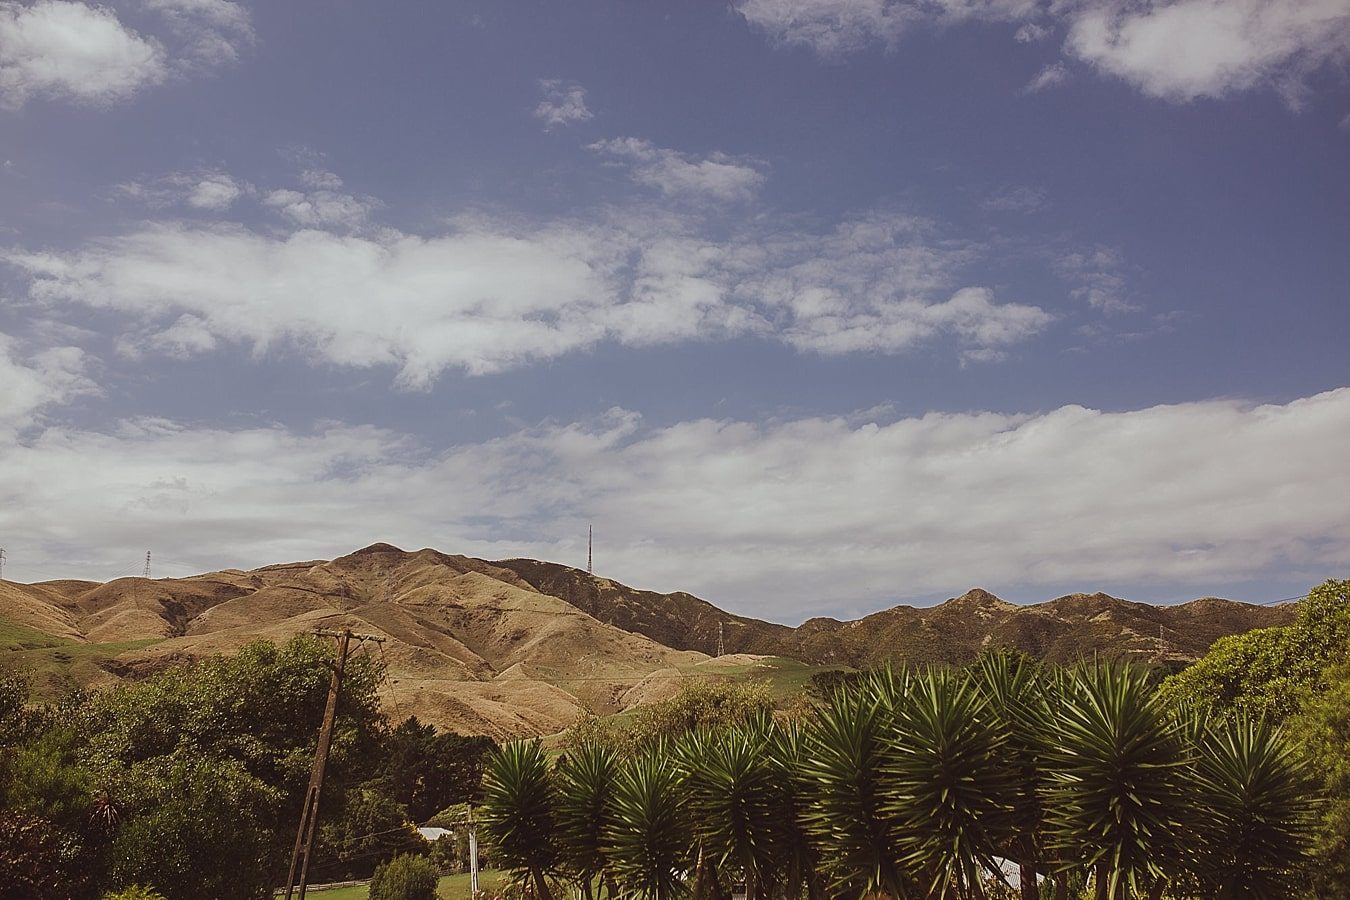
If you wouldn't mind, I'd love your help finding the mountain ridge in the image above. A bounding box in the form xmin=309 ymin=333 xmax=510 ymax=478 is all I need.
xmin=0 ymin=543 xmax=1297 ymax=736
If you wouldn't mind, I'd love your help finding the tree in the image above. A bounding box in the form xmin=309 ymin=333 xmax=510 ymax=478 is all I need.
xmin=797 ymin=675 xmax=911 ymax=898
xmin=104 ymin=753 xmax=280 ymax=900
xmin=370 ymin=852 xmax=439 ymax=900
xmin=1290 ymin=657 xmax=1350 ymax=898
xmin=1189 ymin=716 xmax=1315 ymax=898
xmin=568 ymin=681 xmax=775 ymax=755
xmin=972 ymin=650 xmax=1052 ymax=900
xmin=679 ymin=722 xmax=785 ymax=899
xmin=1041 ymin=662 xmax=1188 ymax=900
xmin=480 ymin=740 xmax=560 ymax=900
xmin=554 ymin=742 xmax=618 ymax=899
xmin=314 ymin=784 xmax=427 ymax=882
xmin=0 ymin=811 xmax=66 ymax=900
xmin=604 ymin=750 xmax=692 ymax=900
xmin=377 ymin=716 xmax=496 ymax=822
xmin=885 ymin=668 xmax=1013 ymax=899
xmin=1161 ymin=579 xmax=1350 ymax=721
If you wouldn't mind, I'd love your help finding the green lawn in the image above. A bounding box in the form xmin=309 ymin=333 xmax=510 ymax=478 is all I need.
xmin=0 ymin=616 xmax=163 ymax=697
xmin=304 ymin=869 xmax=507 ymax=900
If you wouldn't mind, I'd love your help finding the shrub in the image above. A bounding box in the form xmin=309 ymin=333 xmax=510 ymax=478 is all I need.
xmin=102 ymin=888 xmax=169 ymax=900
xmin=370 ymin=852 xmax=439 ymax=900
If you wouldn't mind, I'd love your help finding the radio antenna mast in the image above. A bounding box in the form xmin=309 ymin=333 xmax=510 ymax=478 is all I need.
xmin=716 ymin=621 xmax=725 ymax=657
xmin=587 ymin=526 xmax=593 ymax=575
xmin=0 ymin=547 xmax=6 ymax=581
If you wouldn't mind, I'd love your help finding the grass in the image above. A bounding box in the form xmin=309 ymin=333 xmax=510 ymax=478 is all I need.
xmin=0 ymin=616 xmax=163 ymax=697
xmin=306 ymin=869 xmax=507 ymax=899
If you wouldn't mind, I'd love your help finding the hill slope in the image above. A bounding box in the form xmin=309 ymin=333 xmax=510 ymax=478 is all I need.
xmin=495 ymin=561 xmax=1293 ymax=667
xmin=1 ymin=544 xmax=1297 ymax=736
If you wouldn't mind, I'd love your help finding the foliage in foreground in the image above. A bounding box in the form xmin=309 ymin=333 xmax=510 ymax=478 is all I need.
xmin=370 ymin=852 xmax=440 ymax=900
xmin=1163 ymin=578 xmax=1350 ymax=897
xmin=0 ymin=637 xmax=497 ymax=899
xmin=484 ymin=655 xmax=1323 ymax=900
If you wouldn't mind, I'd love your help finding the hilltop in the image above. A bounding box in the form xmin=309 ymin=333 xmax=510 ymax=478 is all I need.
xmin=0 ymin=543 xmax=1295 ymax=736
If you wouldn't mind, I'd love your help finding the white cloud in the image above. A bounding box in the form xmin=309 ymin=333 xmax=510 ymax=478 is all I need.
xmin=0 ymin=0 xmax=166 ymax=108
xmin=142 ymin=0 xmax=254 ymax=71
xmin=0 ymin=0 xmax=251 ymax=109
xmin=1056 ymin=246 xmax=1138 ymax=314
xmin=533 ymin=78 xmax=592 ymax=129
xmin=590 ymin=138 xmax=767 ymax=203
xmin=0 ymin=332 xmax=96 ymax=432
xmin=116 ymin=168 xmax=251 ymax=211
xmin=3 ymin=207 xmax=1053 ymax=383
xmin=262 ymin=175 xmax=375 ymax=230
xmin=1022 ymin=61 xmax=1070 ymax=93
xmin=736 ymin=0 xmax=1350 ymax=106
xmin=2 ymin=388 xmax=1347 ymax=618
xmin=1065 ymin=0 xmax=1350 ymax=106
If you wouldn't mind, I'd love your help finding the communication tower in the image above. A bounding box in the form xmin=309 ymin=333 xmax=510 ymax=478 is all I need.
xmin=143 ymin=551 xmax=152 ymax=579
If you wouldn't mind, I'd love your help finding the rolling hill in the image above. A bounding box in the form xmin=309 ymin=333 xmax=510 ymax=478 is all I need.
xmin=1 ymin=543 xmax=1296 ymax=736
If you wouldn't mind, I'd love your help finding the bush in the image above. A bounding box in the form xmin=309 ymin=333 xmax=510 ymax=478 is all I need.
xmin=0 ymin=811 xmax=65 ymax=900
xmin=102 ymin=888 xmax=168 ymax=900
xmin=369 ymin=852 xmax=439 ymax=900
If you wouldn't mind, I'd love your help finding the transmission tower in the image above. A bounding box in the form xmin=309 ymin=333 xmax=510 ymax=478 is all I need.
xmin=142 ymin=551 xmax=151 ymax=578
xmin=587 ymin=525 xmax=593 ymax=575
xmin=0 ymin=547 xmax=6 ymax=581
xmin=716 ymin=621 xmax=725 ymax=657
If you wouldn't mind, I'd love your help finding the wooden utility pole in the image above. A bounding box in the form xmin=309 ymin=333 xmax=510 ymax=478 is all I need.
xmin=283 ymin=628 xmax=385 ymax=900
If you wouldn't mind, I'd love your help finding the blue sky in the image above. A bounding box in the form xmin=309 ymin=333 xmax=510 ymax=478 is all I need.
xmin=1 ymin=0 xmax=1348 ymax=622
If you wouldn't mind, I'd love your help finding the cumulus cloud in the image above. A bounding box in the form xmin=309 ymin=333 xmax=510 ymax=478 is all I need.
xmin=736 ymin=0 xmax=1350 ymax=106
xmin=3 ymin=208 xmax=1052 ymax=384
xmin=116 ymin=168 xmax=252 ymax=211
xmin=533 ymin=78 xmax=593 ymax=129
xmin=261 ymin=169 xmax=376 ymax=230
xmin=0 ymin=0 xmax=166 ymax=108
xmin=1065 ymin=0 xmax=1350 ymax=106
xmin=0 ymin=332 xmax=96 ymax=432
xmin=0 ymin=0 xmax=251 ymax=109
xmin=2 ymin=388 xmax=1348 ymax=618
xmin=590 ymin=138 xmax=767 ymax=203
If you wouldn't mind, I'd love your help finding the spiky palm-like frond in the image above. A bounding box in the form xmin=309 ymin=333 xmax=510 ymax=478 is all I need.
xmin=556 ymin=743 xmax=619 ymax=898
xmin=972 ymin=651 xmax=1052 ymax=897
xmin=798 ymin=687 xmax=914 ymax=899
xmin=680 ymin=725 xmax=786 ymax=898
xmin=1190 ymin=715 xmax=1316 ymax=899
xmin=1041 ymin=662 xmax=1188 ymax=899
xmin=884 ymin=668 xmax=1014 ymax=899
xmin=604 ymin=750 xmax=692 ymax=900
xmin=479 ymin=740 xmax=560 ymax=900
xmin=767 ymin=720 xmax=824 ymax=900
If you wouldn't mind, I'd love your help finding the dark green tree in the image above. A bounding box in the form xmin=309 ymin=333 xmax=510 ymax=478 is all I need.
xmin=376 ymin=716 xmax=496 ymax=822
